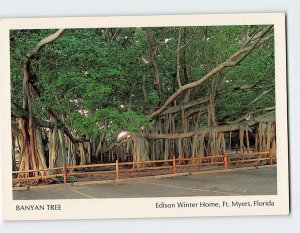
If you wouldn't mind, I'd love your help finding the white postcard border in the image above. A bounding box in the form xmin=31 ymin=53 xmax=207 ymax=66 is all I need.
xmin=0 ymin=13 xmax=288 ymax=220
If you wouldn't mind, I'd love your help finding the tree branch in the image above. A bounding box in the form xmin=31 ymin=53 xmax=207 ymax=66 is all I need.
xmin=20 ymin=29 xmax=89 ymax=144
xmin=179 ymin=28 xmax=197 ymax=50
xmin=25 ymin=29 xmax=65 ymax=60
xmin=11 ymin=103 xmax=88 ymax=144
xmin=245 ymin=86 xmax=274 ymax=109
xmin=224 ymin=107 xmax=275 ymax=124
xmin=145 ymin=111 xmax=275 ymax=139
xmin=176 ymin=28 xmax=182 ymax=87
xmin=148 ymin=25 xmax=273 ymax=119
xmin=159 ymin=96 xmax=209 ymax=116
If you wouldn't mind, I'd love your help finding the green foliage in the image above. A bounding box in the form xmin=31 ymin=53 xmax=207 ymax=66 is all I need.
xmin=10 ymin=25 xmax=275 ymax=139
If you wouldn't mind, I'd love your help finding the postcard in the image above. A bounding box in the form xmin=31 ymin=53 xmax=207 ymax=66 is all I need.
xmin=0 ymin=13 xmax=288 ymax=220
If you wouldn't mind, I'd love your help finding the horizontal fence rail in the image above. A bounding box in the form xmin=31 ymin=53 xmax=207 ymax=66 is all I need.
xmin=12 ymin=150 xmax=276 ymax=184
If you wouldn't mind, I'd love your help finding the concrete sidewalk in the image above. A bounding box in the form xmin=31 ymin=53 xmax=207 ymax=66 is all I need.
xmin=13 ymin=166 xmax=277 ymax=200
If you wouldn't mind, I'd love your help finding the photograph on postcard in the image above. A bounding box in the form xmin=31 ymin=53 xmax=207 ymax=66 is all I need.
xmin=10 ymin=24 xmax=277 ymax=199
xmin=0 ymin=13 xmax=288 ymax=219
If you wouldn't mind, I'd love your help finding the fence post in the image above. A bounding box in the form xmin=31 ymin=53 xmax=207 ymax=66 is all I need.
xmin=63 ymin=163 xmax=67 ymax=183
xmin=224 ymin=154 xmax=228 ymax=170
xmin=116 ymin=160 xmax=119 ymax=180
xmin=269 ymin=149 xmax=273 ymax=165
xmin=172 ymin=156 xmax=176 ymax=174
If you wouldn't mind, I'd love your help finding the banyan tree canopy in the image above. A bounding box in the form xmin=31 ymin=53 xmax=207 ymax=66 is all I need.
xmin=10 ymin=25 xmax=276 ymax=175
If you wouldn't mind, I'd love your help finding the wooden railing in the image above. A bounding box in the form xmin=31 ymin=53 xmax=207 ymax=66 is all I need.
xmin=12 ymin=150 xmax=275 ymax=184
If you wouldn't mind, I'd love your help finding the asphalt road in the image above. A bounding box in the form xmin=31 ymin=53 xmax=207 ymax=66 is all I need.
xmin=13 ymin=166 xmax=277 ymax=200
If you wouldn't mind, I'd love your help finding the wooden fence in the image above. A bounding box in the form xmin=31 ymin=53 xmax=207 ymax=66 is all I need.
xmin=12 ymin=150 xmax=275 ymax=184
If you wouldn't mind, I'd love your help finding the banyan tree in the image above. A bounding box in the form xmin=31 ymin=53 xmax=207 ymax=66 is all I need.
xmin=10 ymin=25 xmax=276 ymax=178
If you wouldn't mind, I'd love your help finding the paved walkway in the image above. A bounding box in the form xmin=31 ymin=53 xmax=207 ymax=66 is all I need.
xmin=13 ymin=166 xmax=277 ymax=200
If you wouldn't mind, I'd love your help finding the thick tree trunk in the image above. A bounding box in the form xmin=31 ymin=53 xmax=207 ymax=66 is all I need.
xmin=57 ymin=127 xmax=68 ymax=166
xmin=35 ymin=128 xmax=48 ymax=175
xmin=132 ymin=136 xmax=150 ymax=167
xmin=79 ymin=142 xmax=86 ymax=165
xmin=49 ymin=117 xmax=59 ymax=168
